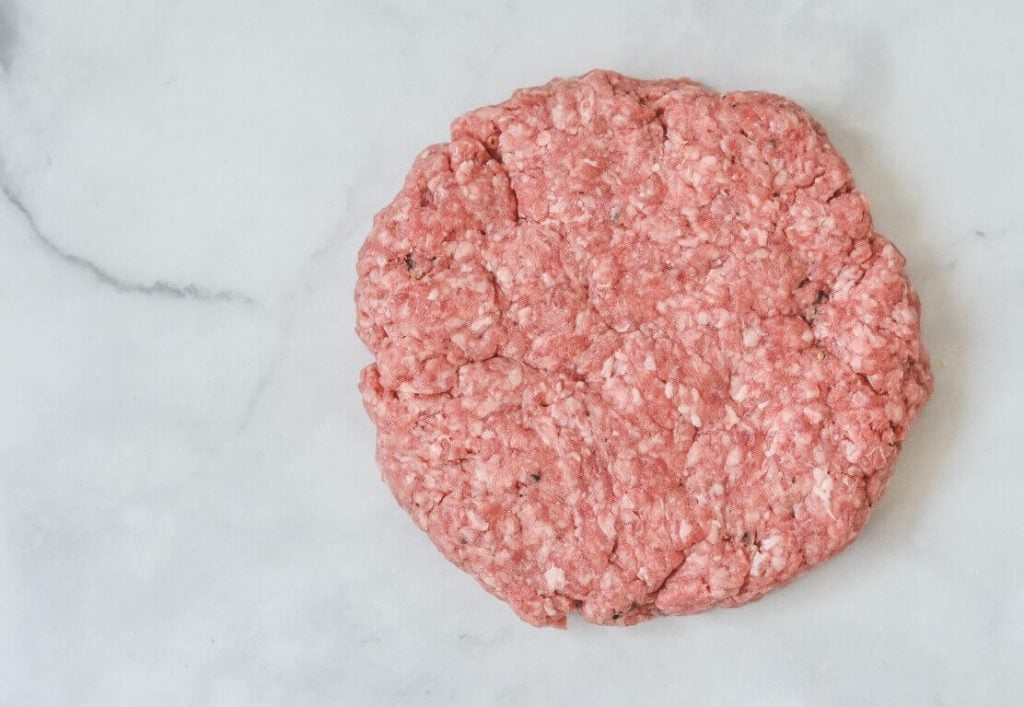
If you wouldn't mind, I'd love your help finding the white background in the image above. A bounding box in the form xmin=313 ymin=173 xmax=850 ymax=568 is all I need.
xmin=2 ymin=1 xmax=1022 ymax=705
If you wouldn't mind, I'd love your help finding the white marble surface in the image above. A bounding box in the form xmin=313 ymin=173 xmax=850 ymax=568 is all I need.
xmin=2 ymin=1 xmax=1022 ymax=704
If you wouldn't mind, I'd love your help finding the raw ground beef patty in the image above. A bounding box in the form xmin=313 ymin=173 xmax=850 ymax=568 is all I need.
xmin=356 ymin=70 xmax=932 ymax=627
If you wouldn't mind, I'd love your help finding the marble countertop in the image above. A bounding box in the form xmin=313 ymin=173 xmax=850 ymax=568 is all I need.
xmin=3 ymin=2 xmax=1022 ymax=705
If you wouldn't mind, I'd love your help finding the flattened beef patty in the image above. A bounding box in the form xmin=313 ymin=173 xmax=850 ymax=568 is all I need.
xmin=356 ymin=70 xmax=932 ymax=627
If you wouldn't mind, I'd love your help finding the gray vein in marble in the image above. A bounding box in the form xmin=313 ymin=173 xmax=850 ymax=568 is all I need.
xmin=1 ymin=180 xmax=257 ymax=305
xmin=0 ymin=2 xmax=15 ymax=74
xmin=234 ymin=177 xmax=366 ymax=431
xmin=236 ymin=352 xmax=281 ymax=433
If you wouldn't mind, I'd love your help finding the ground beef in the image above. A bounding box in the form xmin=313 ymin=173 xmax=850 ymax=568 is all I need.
xmin=355 ymin=70 xmax=933 ymax=627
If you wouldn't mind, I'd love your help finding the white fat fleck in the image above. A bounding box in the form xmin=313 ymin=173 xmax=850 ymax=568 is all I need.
xmin=620 ymin=495 xmax=635 ymax=510
xmin=886 ymin=402 xmax=905 ymax=423
xmin=469 ymin=316 xmax=495 ymax=333
xmin=690 ymin=412 xmax=702 ymax=428
xmin=760 ymin=535 xmax=780 ymax=551
xmin=813 ymin=467 xmax=835 ymax=518
xmin=742 ymin=329 xmax=761 ymax=347
xmin=644 ymin=355 xmax=657 ymax=371
xmin=540 ymin=272 xmax=555 ymax=287
xmin=678 ymin=520 xmax=693 ymax=543
xmin=750 ymin=552 xmax=766 ymax=577
xmin=508 ymin=367 xmax=523 ymax=386
xmin=732 ymin=383 xmax=749 ymax=403
xmin=685 ymin=443 xmax=701 ymax=465
xmin=467 ymin=511 xmax=489 ymax=531
xmin=637 ymin=567 xmax=651 ymax=584
xmin=726 ymin=447 xmax=742 ymax=466
xmin=664 ymin=381 xmax=675 ymax=398
xmin=725 ymin=405 xmax=740 ymax=429
xmin=471 ymin=459 xmax=487 ymax=481
xmin=544 ymin=566 xmax=567 ymax=591
xmin=613 ymin=387 xmax=631 ymax=407
xmin=426 ymin=289 xmax=439 ymax=301
xmin=582 ymin=158 xmax=599 ymax=167
xmin=697 ymin=311 xmax=711 ymax=325
xmin=598 ymin=514 xmax=616 ymax=539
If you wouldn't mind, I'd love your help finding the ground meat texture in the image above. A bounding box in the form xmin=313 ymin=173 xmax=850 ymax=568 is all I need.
xmin=355 ymin=70 xmax=933 ymax=628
